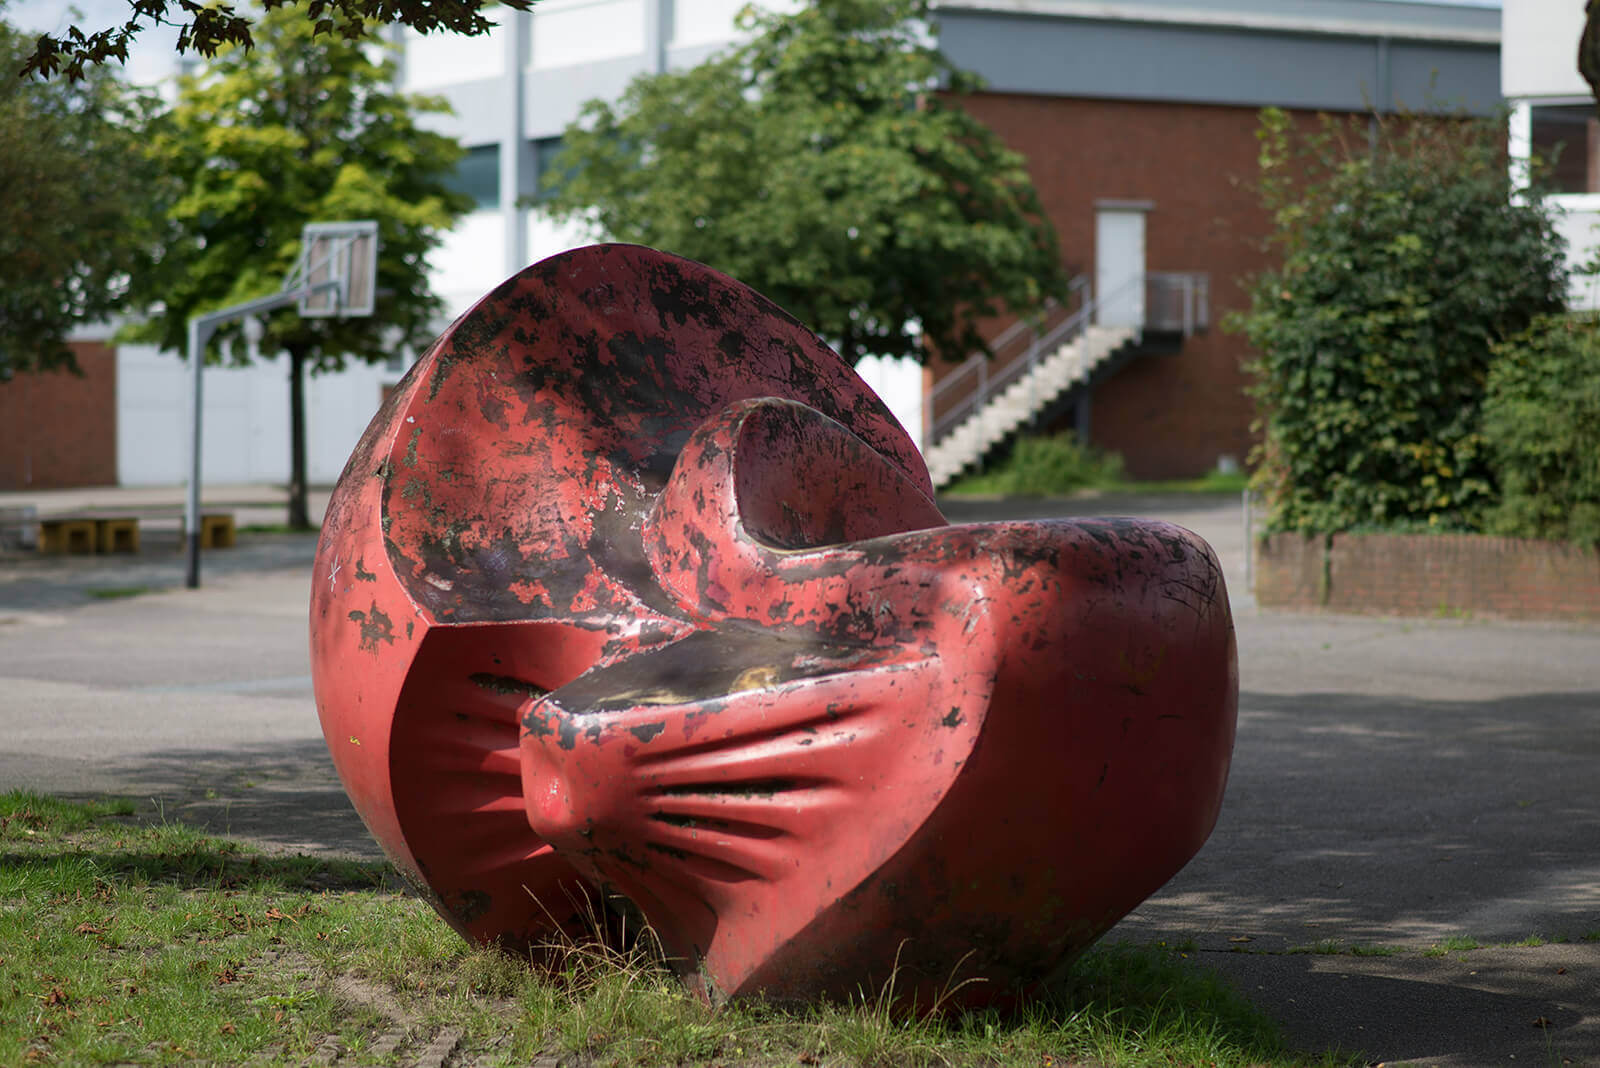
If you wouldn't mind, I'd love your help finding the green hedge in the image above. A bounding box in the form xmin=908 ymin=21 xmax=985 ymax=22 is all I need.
xmin=1483 ymin=314 xmax=1600 ymax=546
xmin=1232 ymin=108 xmax=1568 ymax=535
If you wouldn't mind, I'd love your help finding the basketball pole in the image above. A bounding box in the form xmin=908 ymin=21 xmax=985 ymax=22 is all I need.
xmin=182 ymin=281 xmax=341 ymax=589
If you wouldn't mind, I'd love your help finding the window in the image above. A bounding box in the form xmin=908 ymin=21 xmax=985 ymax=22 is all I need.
xmin=445 ymin=144 xmax=502 ymax=212
xmin=530 ymin=137 xmax=572 ymax=203
xmin=1531 ymin=104 xmax=1600 ymax=194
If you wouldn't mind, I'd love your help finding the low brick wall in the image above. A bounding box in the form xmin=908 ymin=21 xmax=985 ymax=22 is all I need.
xmin=1254 ymin=531 xmax=1600 ymax=622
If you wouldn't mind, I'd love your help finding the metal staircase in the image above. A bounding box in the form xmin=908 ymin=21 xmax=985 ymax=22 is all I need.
xmin=924 ymin=272 xmax=1208 ymax=488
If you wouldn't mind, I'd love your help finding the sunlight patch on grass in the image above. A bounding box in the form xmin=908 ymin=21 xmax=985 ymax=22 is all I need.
xmin=0 ymin=791 xmax=1353 ymax=1067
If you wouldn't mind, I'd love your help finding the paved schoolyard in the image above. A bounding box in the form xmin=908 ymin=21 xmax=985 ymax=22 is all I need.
xmin=2 ymin=488 xmax=1597 ymax=1065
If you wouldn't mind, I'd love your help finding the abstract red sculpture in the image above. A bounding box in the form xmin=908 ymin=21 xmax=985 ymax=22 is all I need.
xmin=310 ymin=244 xmax=1236 ymax=1008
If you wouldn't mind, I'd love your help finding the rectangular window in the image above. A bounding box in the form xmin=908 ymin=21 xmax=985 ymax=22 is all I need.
xmin=530 ymin=137 xmax=571 ymax=203
xmin=1531 ymin=104 xmax=1600 ymax=194
xmin=445 ymin=143 xmax=502 ymax=212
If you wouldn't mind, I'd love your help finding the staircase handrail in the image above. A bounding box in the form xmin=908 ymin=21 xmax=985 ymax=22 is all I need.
xmin=1144 ymin=271 xmax=1210 ymax=334
xmin=925 ymin=271 xmax=1209 ymax=449
xmin=926 ymin=276 xmax=1091 ymax=445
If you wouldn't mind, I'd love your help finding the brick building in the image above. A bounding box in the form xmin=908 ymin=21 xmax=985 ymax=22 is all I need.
xmin=0 ymin=341 xmax=118 ymax=490
xmin=929 ymin=0 xmax=1500 ymax=479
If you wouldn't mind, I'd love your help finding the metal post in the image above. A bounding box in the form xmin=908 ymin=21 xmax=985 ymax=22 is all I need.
xmin=1242 ymin=488 xmax=1254 ymax=592
xmin=502 ymin=8 xmax=528 ymax=277
xmin=184 ymin=317 xmax=208 ymax=589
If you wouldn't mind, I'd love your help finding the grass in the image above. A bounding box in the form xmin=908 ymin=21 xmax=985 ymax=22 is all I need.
xmin=1422 ymin=936 xmax=1483 ymax=958
xmin=943 ymin=433 xmax=1249 ymax=497
xmin=236 ymin=523 xmax=320 ymax=535
xmin=1286 ymin=941 xmax=1403 ymax=958
xmin=1102 ymin=470 xmax=1252 ymax=495
xmin=0 ymin=791 xmax=1357 ymax=1067
xmin=86 ymin=586 xmax=151 ymax=600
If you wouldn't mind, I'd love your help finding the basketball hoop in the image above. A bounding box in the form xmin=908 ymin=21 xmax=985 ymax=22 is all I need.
xmin=286 ymin=220 xmax=379 ymax=318
xmin=183 ymin=219 xmax=380 ymax=588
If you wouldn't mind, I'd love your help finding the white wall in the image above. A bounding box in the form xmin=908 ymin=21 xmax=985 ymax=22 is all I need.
xmin=527 ymin=210 xmax=597 ymax=268
xmin=1502 ymin=0 xmax=1588 ymax=100
xmin=403 ymin=17 xmax=507 ymax=89
xmin=116 ymin=344 xmax=397 ymax=487
xmin=1548 ymin=194 xmax=1600 ymax=311
xmin=671 ymin=0 xmax=804 ymax=51
xmin=853 ymin=355 xmax=926 ymax=453
xmin=531 ymin=0 xmax=647 ymax=69
xmin=434 ymin=211 xmax=513 ymax=318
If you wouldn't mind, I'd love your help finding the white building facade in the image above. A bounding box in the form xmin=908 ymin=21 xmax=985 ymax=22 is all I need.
xmin=112 ymin=0 xmax=933 ymax=487
xmin=1504 ymin=0 xmax=1600 ymax=310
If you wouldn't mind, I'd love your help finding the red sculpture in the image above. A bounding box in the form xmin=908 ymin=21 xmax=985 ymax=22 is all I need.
xmin=310 ymin=244 xmax=1236 ymax=1008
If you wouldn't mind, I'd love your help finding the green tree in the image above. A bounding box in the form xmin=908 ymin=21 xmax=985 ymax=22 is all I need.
xmin=1232 ymin=108 xmax=1568 ymax=534
xmin=1482 ymin=314 xmax=1600 ymax=546
xmin=538 ymin=0 xmax=1066 ymax=366
xmin=126 ymin=4 xmax=470 ymax=530
xmin=0 ymin=16 xmax=169 ymax=378
xmin=21 ymin=0 xmax=533 ymax=82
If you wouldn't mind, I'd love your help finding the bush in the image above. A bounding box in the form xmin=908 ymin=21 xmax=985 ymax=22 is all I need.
xmin=1232 ymin=108 xmax=1568 ymax=534
xmin=946 ymin=434 xmax=1123 ymax=496
xmin=1482 ymin=314 xmax=1600 ymax=546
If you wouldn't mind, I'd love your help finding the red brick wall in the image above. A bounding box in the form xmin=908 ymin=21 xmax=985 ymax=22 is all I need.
xmin=1255 ymin=532 xmax=1600 ymax=622
xmin=0 ymin=342 xmax=118 ymax=490
xmin=948 ymin=93 xmax=1305 ymax=479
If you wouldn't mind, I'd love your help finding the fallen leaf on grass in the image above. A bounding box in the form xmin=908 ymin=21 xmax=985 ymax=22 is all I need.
xmin=220 ymin=1022 xmax=236 ymax=1035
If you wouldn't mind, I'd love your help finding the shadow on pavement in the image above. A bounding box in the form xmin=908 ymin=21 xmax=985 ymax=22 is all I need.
xmin=74 ymin=738 xmax=382 ymax=861
xmin=1122 ymin=689 xmax=1600 ymax=949
xmin=1189 ymin=946 xmax=1599 ymax=1066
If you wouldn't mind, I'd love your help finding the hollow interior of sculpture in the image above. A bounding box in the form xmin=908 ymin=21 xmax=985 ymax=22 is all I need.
xmin=730 ymin=399 xmax=945 ymax=551
xmin=387 ymin=620 xmax=617 ymax=945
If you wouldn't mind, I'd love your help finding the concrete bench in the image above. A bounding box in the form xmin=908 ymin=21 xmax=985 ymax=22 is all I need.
xmin=197 ymin=513 xmax=236 ymax=549
xmin=38 ymin=515 xmax=141 ymax=554
xmin=38 ymin=517 xmax=100 ymax=554
xmin=33 ymin=511 xmax=237 ymax=554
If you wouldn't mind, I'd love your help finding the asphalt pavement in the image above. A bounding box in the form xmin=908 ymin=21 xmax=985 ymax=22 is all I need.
xmin=1 ymin=485 xmax=1597 ymax=1066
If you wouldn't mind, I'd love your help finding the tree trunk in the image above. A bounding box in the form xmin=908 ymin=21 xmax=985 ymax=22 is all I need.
xmin=288 ymin=344 xmax=311 ymax=531
xmin=1583 ymin=1 xmax=1600 ymax=115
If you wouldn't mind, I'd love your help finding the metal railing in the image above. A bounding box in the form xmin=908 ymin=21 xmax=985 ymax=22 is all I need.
xmin=1145 ymin=272 xmax=1210 ymax=334
xmin=926 ymin=276 xmax=1090 ymax=446
xmin=924 ymin=271 xmax=1209 ymax=449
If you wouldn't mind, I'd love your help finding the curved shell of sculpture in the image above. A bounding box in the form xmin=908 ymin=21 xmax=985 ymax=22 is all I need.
xmin=310 ymin=244 xmax=1237 ymax=1008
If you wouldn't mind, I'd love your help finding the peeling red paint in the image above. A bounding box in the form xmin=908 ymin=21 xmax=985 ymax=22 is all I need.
xmin=310 ymin=244 xmax=1237 ymax=1008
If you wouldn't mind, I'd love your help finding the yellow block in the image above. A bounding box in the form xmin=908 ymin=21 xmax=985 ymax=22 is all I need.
xmin=94 ymin=518 xmax=140 ymax=554
xmin=200 ymin=513 xmax=236 ymax=549
xmin=38 ymin=518 xmax=97 ymax=554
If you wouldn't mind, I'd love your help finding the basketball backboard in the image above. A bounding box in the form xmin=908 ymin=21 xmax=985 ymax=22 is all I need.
xmin=292 ymin=220 xmax=378 ymax=318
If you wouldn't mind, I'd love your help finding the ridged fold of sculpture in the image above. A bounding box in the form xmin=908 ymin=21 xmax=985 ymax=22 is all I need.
xmin=310 ymin=244 xmax=1237 ymax=1008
